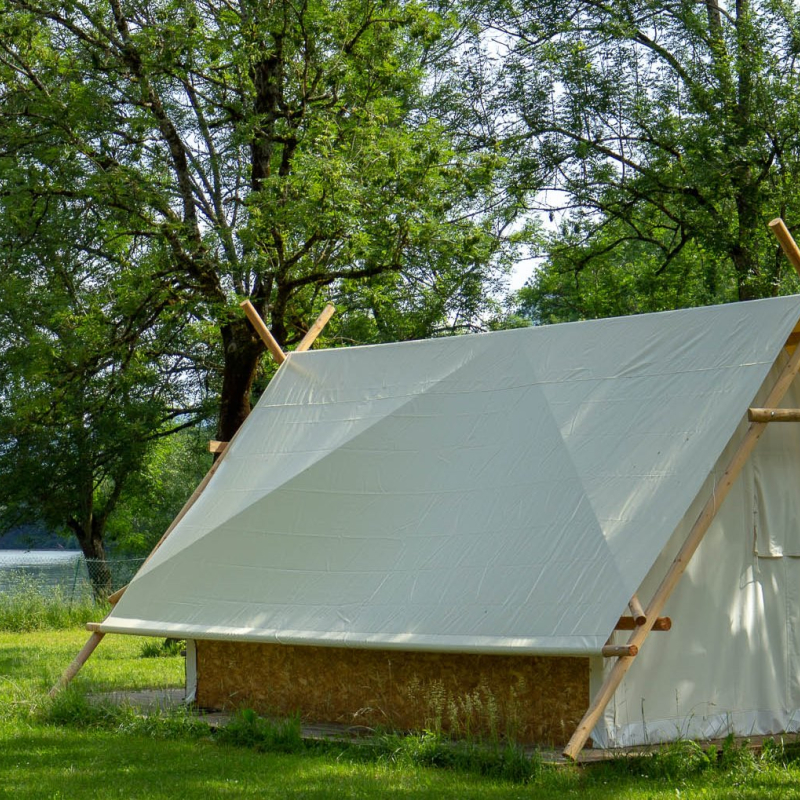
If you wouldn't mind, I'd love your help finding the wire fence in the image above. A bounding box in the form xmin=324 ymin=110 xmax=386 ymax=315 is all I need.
xmin=0 ymin=551 xmax=145 ymax=602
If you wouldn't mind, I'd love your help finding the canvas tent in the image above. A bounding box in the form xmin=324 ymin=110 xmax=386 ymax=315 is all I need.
xmin=84 ymin=289 xmax=800 ymax=755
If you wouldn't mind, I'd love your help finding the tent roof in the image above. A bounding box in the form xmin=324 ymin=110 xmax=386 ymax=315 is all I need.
xmin=104 ymin=297 xmax=800 ymax=654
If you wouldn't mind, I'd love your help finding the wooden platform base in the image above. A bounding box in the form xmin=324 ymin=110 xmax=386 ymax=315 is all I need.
xmin=195 ymin=640 xmax=589 ymax=747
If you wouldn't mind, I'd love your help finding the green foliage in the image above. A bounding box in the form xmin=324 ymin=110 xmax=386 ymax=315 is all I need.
xmin=0 ymin=0 xmax=518 ymax=563
xmin=42 ymin=685 xmax=210 ymax=739
xmin=474 ymin=0 xmax=800 ymax=313
xmin=374 ymin=730 xmax=542 ymax=784
xmin=108 ymin=427 xmax=211 ymax=555
xmin=42 ymin=686 xmax=125 ymax=730
xmin=5 ymin=631 xmax=800 ymax=798
xmin=518 ymin=220 xmax=743 ymax=324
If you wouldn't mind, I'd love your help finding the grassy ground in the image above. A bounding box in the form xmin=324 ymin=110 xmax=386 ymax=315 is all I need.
xmin=2 ymin=627 xmax=800 ymax=798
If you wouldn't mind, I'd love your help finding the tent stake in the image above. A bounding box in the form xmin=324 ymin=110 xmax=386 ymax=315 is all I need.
xmin=563 ymin=330 xmax=800 ymax=759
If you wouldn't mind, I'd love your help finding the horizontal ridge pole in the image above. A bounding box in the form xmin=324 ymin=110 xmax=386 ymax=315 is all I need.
xmin=748 ymin=408 xmax=800 ymax=422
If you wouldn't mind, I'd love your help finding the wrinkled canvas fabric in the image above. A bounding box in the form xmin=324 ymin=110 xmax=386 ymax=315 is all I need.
xmin=106 ymin=297 xmax=800 ymax=658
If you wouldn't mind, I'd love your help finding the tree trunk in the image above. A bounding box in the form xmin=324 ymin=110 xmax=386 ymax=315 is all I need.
xmin=217 ymin=318 xmax=265 ymax=443
xmin=69 ymin=519 xmax=113 ymax=601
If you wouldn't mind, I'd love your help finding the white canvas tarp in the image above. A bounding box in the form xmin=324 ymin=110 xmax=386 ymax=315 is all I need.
xmin=103 ymin=297 xmax=800 ymax=656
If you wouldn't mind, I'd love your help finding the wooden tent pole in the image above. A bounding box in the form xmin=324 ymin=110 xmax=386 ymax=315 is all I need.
xmin=769 ymin=218 xmax=800 ymax=273
xmin=296 ymin=303 xmax=336 ymax=352
xmin=563 ymin=326 xmax=800 ymax=759
xmin=49 ymin=632 xmax=105 ymax=698
xmin=564 ymin=216 xmax=800 ymax=759
xmin=52 ymin=300 xmax=336 ymax=694
xmin=240 ymin=300 xmax=286 ymax=364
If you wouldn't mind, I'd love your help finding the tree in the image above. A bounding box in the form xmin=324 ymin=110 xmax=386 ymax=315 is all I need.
xmin=0 ymin=0 xmax=517 ymax=581
xmin=0 ymin=220 xmax=209 ymax=595
xmin=0 ymin=0 xmax=514 ymax=443
xmin=474 ymin=0 xmax=800 ymax=312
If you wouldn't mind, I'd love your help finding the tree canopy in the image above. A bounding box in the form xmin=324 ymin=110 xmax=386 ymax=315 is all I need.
xmin=472 ymin=0 xmax=800 ymax=320
xmin=0 ymin=0 xmax=518 ymax=573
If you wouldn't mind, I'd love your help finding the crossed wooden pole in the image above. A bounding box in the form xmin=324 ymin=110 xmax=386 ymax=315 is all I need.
xmin=562 ymin=218 xmax=800 ymax=758
xmin=49 ymin=301 xmax=335 ymax=697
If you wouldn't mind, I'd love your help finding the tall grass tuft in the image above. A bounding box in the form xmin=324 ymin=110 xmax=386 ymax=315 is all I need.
xmin=216 ymin=708 xmax=305 ymax=753
xmin=0 ymin=576 xmax=106 ymax=632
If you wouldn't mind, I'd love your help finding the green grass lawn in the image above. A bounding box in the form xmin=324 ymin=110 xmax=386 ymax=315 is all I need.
xmin=2 ymin=628 xmax=800 ymax=799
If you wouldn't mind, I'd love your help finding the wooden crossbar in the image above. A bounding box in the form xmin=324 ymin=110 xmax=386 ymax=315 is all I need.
xmin=601 ymin=645 xmax=639 ymax=658
xmin=615 ymin=616 xmax=671 ymax=631
xmin=628 ymin=594 xmax=647 ymax=626
xmin=748 ymin=408 xmax=800 ymax=422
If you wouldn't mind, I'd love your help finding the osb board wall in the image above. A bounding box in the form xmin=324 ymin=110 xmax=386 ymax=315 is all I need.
xmin=195 ymin=640 xmax=589 ymax=746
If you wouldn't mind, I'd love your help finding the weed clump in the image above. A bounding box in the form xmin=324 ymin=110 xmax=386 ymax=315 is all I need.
xmin=216 ymin=708 xmax=304 ymax=753
xmin=139 ymin=638 xmax=184 ymax=658
xmin=41 ymin=686 xmax=209 ymax=739
xmin=374 ymin=730 xmax=542 ymax=783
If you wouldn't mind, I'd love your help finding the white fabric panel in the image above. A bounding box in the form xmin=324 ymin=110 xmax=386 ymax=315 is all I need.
xmin=597 ymin=356 xmax=800 ymax=747
xmin=105 ymin=297 xmax=800 ymax=654
xmin=753 ymin=383 xmax=800 ymax=556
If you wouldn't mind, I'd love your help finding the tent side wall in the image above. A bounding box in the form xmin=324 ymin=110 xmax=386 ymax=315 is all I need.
xmin=193 ymin=640 xmax=589 ymax=746
xmin=597 ymin=356 xmax=800 ymax=748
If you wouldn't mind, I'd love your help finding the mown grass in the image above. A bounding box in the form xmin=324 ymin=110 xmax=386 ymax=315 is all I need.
xmin=2 ymin=603 xmax=800 ymax=798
